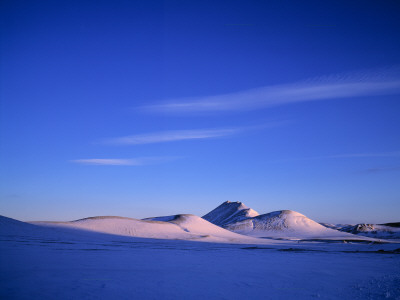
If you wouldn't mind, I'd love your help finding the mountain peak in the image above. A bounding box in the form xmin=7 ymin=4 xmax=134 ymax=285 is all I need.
xmin=202 ymin=201 xmax=259 ymax=226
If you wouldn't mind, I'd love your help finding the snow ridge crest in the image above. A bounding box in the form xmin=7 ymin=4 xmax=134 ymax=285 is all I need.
xmin=202 ymin=201 xmax=259 ymax=226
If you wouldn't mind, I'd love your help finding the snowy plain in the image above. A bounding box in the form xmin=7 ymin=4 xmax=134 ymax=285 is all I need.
xmin=1 ymin=213 xmax=400 ymax=300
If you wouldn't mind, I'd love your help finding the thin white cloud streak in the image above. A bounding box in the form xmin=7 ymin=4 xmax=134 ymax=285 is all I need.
xmin=362 ymin=166 xmax=400 ymax=173
xmin=71 ymin=159 xmax=142 ymax=166
xmin=71 ymin=157 xmax=178 ymax=166
xmin=270 ymin=151 xmax=400 ymax=163
xmin=106 ymin=128 xmax=241 ymax=145
xmin=140 ymin=70 xmax=400 ymax=114
xmin=104 ymin=122 xmax=286 ymax=145
xmin=324 ymin=151 xmax=400 ymax=159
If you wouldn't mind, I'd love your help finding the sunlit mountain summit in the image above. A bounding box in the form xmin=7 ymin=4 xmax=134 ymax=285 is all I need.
xmin=203 ymin=201 xmax=364 ymax=240
xmin=202 ymin=201 xmax=259 ymax=227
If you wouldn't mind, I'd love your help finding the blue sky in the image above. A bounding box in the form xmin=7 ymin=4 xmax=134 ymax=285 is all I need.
xmin=1 ymin=0 xmax=400 ymax=223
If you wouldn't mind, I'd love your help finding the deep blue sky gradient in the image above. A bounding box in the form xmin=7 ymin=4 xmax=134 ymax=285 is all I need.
xmin=1 ymin=0 xmax=400 ymax=223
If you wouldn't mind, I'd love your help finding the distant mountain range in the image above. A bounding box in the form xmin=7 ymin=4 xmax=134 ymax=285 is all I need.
xmin=320 ymin=222 xmax=400 ymax=240
xmin=2 ymin=201 xmax=397 ymax=243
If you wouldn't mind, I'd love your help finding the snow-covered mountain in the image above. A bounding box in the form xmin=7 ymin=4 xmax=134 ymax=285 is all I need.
xmin=320 ymin=222 xmax=400 ymax=240
xmin=203 ymin=202 xmax=373 ymax=240
xmin=202 ymin=201 xmax=259 ymax=226
xmin=225 ymin=210 xmax=362 ymax=239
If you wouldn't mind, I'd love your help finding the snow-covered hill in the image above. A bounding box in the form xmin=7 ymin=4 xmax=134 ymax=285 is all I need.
xmin=2 ymin=204 xmax=389 ymax=244
xmin=203 ymin=202 xmax=378 ymax=241
xmin=35 ymin=216 xmax=196 ymax=240
xmin=225 ymin=210 xmax=362 ymax=239
xmin=0 ymin=215 xmax=42 ymax=235
xmin=143 ymin=214 xmax=264 ymax=243
xmin=321 ymin=223 xmax=400 ymax=240
xmin=34 ymin=214 xmax=265 ymax=244
xmin=202 ymin=201 xmax=259 ymax=226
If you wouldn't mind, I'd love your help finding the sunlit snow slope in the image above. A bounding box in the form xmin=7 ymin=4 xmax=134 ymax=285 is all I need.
xmin=35 ymin=216 xmax=195 ymax=239
xmin=202 ymin=201 xmax=259 ymax=226
xmin=226 ymin=210 xmax=364 ymax=239
xmin=34 ymin=215 xmax=265 ymax=243
xmin=203 ymin=202 xmax=379 ymax=240
xmin=143 ymin=214 xmax=264 ymax=243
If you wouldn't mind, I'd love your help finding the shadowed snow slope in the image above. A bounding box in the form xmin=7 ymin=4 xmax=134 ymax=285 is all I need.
xmin=0 ymin=215 xmax=42 ymax=235
xmin=202 ymin=201 xmax=259 ymax=226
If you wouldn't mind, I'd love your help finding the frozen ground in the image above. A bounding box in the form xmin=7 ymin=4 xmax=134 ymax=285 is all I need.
xmin=1 ymin=216 xmax=400 ymax=299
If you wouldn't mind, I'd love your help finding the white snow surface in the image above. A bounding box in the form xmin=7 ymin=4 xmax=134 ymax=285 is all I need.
xmin=31 ymin=203 xmax=385 ymax=243
xmin=225 ymin=209 xmax=363 ymax=239
xmin=34 ymin=214 xmax=267 ymax=244
xmin=202 ymin=201 xmax=260 ymax=226
xmin=202 ymin=202 xmax=381 ymax=241
xmin=1 ymin=214 xmax=400 ymax=300
xmin=146 ymin=214 xmax=264 ymax=242
xmin=37 ymin=216 xmax=195 ymax=239
xmin=321 ymin=223 xmax=400 ymax=240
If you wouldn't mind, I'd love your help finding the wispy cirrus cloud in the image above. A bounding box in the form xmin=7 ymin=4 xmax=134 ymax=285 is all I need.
xmin=140 ymin=68 xmax=400 ymax=114
xmin=107 ymin=128 xmax=238 ymax=145
xmin=361 ymin=166 xmax=400 ymax=173
xmin=323 ymin=151 xmax=400 ymax=159
xmin=103 ymin=126 xmax=251 ymax=145
xmin=269 ymin=151 xmax=400 ymax=163
xmin=103 ymin=123 xmax=285 ymax=145
xmin=71 ymin=157 xmax=177 ymax=166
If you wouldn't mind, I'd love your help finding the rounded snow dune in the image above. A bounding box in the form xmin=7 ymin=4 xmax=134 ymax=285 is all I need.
xmin=170 ymin=214 xmax=259 ymax=239
xmin=225 ymin=210 xmax=378 ymax=241
xmin=36 ymin=215 xmax=265 ymax=243
xmin=145 ymin=214 xmax=268 ymax=243
xmin=35 ymin=216 xmax=197 ymax=240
